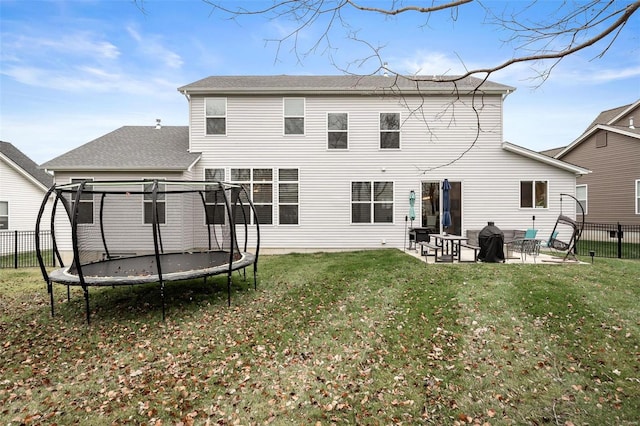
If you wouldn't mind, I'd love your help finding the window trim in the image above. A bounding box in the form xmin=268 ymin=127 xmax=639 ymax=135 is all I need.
xmin=351 ymin=180 xmax=395 ymax=224
xmin=205 ymin=97 xmax=227 ymax=136
xmin=576 ymin=184 xmax=588 ymax=215
xmin=283 ymin=97 xmax=305 ymax=136
xmin=0 ymin=201 xmax=8 ymax=230
xmin=519 ymin=180 xmax=548 ymax=209
xmin=327 ymin=112 xmax=349 ymax=150
xmin=379 ymin=112 xmax=401 ymax=150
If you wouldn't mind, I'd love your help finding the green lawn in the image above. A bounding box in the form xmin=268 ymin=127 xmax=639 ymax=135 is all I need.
xmin=1 ymin=250 xmax=639 ymax=425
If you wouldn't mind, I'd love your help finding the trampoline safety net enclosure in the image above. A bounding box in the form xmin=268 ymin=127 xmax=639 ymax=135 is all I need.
xmin=36 ymin=179 xmax=260 ymax=323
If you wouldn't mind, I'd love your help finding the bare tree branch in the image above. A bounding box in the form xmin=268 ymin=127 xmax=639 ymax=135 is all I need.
xmin=196 ymin=0 xmax=639 ymax=170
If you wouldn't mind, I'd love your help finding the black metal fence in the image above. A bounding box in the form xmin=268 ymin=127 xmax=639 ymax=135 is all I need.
xmin=576 ymin=222 xmax=640 ymax=259
xmin=0 ymin=230 xmax=55 ymax=269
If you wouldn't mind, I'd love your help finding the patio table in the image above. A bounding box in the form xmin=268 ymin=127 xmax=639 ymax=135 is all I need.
xmin=430 ymin=233 xmax=469 ymax=263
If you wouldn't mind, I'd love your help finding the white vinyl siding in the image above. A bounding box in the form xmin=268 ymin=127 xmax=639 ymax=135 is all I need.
xmin=186 ymin=93 xmax=580 ymax=250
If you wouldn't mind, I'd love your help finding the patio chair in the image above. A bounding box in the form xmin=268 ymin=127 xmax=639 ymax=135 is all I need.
xmin=507 ymin=228 xmax=540 ymax=262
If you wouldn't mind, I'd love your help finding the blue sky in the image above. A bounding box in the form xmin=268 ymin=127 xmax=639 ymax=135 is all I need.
xmin=1 ymin=0 xmax=639 ymax=164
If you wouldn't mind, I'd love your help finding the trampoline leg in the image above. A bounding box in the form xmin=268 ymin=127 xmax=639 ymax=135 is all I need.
xmin=83 ymin=288 xmax=90 ymax=325
xmin=67 ymin=285 xmax=70 ymax=302
xmin=227 ymin=273 xmax=232 ymax=307
xmin=161 ymin=283 xmax=166 ymax=321
xmin=253 ymin=265 xmax=258 ymax=290
xmin=49 ymin=280 xmax=55 ymax=317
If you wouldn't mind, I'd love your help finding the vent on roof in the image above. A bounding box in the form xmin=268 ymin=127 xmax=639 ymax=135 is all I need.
xmin=630 ymin=117 xmax=635 ymax=129
xmin=155 ymin=119 xmax=162 ymax=129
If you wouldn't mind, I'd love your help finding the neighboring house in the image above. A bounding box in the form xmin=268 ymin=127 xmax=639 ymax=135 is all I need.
xmin=0 ymin=141 xmax=53 ymax=231
xmin=41 ymin=75 xmax=589 ymax=255
xmin=547 ymin=99 xmax=640 ymax=225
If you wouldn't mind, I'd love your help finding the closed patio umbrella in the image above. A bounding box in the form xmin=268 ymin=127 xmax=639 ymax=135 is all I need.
xmin=409 ymin=190 xmax=416 ymax=226
xmin=441 ymin=179 xmax=451 ymax=231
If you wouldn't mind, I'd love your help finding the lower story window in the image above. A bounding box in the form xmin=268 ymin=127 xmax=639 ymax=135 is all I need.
xmin=279 ymin=169 xmax=299 ymax=225
xmin=636 ymin=180 xmax=640 ymax=214
xmin=205 ymin=168 xmax=226 ymax=224
xmin=576 ymin=184 xmax=587 ymax=215
xmin=71 ymin=179 xmax=94 ymax=224
xmin=520 ymin=180 xmax=547 ymax=209
xmin=0 ymin=201 xmax=8 ymax=229
xmin=231 ymin=168 xmax=273 ymax=225
xmin=352 ymin=181 xmax=394 ymax=223
xmin=143 ymin=181 xmax=166 ymax=224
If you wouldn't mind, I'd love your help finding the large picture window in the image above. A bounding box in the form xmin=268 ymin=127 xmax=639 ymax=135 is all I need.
xmin=205 ymin=98 xmax=226 ymax=135
xmin=380 ymin=113 xmax=400 ymax=149
xmin=71 ymin=179 xmax=94 ymax=224
xmin=284 ymin=98 xmax=305 ymax=135
xmin=143 ymin=181 xmax=166 ymax=224
xmin=328 ymin=113 xmax=348 ymax=149
xmin=205 ymin=168 xmax=226 ymax=224
xmin=0 ymin=201 xmax=8 ymax=229
xmin=576 ymin=184 xmax=587 ymax=215
xmin=279 ymin=169 xmax=299 ymax=225
xmin=520 ymin=180 xmax=548 ymax=209
xmin=352 ymin=181 xmax=394 ymax=223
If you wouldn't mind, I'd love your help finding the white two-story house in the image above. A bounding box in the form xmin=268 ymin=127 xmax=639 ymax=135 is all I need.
xmin=41 ymin=75 xmax=589 ymax=254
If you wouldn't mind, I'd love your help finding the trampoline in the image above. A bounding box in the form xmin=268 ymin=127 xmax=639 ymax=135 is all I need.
xmin=36 ymin=179 xmax=260 ymax=323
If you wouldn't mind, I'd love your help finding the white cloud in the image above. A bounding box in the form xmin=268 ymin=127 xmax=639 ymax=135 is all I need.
xmin=125 ymin=24 xmax=184 ymax=69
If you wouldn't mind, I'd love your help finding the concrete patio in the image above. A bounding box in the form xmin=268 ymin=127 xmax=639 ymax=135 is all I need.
xmin=404 ymin=245 xmax=586 ymax=264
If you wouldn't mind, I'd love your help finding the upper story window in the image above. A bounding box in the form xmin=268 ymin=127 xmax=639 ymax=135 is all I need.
xmin=278 ymin=168 xmax=299 ymax=225
xmin=576 ymin=185 xmax=588 ymax=215
xmin=352 ymin=181 xmax=394 ymax=224
xmin=0 ymin=201 xmax=8 ymax=229
xmin=380 ymin=113 xmax=400 ymax=149
xmin=284 ymin=98 xmax=305 ymax=135
xmin=328 ymin=113 xmax=348 ymax=149
xmin=143 ymin=180 xmax=166 ymax=224
xmin=205 ymin=98 xmax=226 ymax=135
xmin=71 ymin=179 xmax=94 ymax=224
xmin=204 ymin=168 xmax=226 ymax=224
xmin=520 ymin=180 xmax=548 ymax=209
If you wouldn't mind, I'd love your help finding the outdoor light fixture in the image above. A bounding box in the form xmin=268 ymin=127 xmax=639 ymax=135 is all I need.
xmin=589 ymin=250 xmax=595 ymax=264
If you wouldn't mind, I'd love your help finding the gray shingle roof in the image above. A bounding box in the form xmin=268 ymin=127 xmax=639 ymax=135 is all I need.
xmin=0 ymin=141 xmax=53 ymax=187
xmin=178 ymin=75 xmax=515 ymax=95
xmin=41 ymin=126 xmax=199 ymax=171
